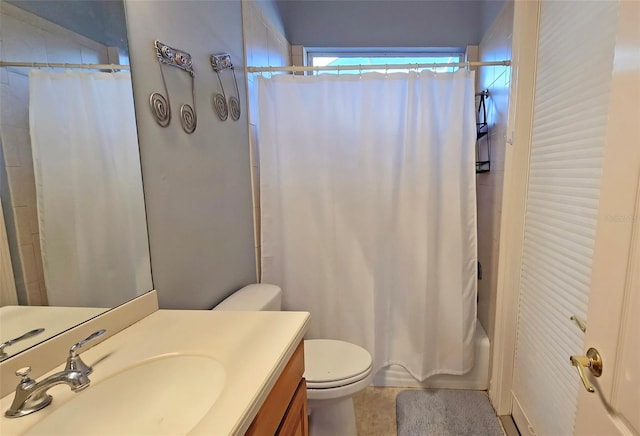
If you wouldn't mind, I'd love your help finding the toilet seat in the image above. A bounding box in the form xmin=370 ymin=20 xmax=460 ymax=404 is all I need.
xmin=304 ymin=339 xmax=373 ymax=389
xmin=306 ymin=365 xmax=372 ymax=389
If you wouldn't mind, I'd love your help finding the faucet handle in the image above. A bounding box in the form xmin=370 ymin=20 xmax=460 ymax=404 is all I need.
xmin=15 ymin=367 xmax=32 ymax=380
xmin=14 ymin=367 xmax=36 ymax=391
xmin=69 ymin=329 xmax=106 ymax=357
xmin=65 ymin=329 xmax=106 ymax=375
xmin=1 ymin=328 xmax=46 ymax=360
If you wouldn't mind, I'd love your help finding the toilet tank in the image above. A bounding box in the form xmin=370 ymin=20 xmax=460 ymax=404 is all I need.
xmin=212 ymin=284 xmax=282 ymax=311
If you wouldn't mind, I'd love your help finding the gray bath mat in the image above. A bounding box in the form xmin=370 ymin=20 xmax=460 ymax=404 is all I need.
xmin=396 ymin=390 xmax=504 ymax=436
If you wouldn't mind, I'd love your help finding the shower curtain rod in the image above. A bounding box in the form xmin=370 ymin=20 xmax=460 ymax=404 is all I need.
xmin=246 ymin=59 xmax=511 ymax=73
xmin=0 ymin=61 xmax=130 ymax=70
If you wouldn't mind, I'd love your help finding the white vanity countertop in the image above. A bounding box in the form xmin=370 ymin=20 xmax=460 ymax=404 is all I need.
xmin=0 ymin=309 xmax=310 ymax=435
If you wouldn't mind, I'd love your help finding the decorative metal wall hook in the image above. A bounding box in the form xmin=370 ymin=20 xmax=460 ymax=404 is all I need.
xmin=150 ymin=40 xmax=197 ymax=134
xmin=210 ymin=57 xmax=229 ymax=121
xmin=211 ymin=53 xmax=241 ymax=121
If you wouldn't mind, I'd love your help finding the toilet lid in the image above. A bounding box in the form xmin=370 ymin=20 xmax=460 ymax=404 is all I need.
xmin=304 ymin=339 xmax=373 ymax=388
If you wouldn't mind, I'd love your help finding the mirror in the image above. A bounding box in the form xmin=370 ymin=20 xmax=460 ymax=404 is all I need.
xmin=0 ymin=0 xmax=152 ymax=360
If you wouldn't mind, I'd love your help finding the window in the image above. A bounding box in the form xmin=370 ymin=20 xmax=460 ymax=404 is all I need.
xmin=307 ymin=49 xmax=464 ymax=74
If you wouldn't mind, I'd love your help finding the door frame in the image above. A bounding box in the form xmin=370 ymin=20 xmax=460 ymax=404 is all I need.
xmin=487 ymin=0 xmax=540 ymax=418
xmin=489 ymin=3 xmax=638 ymax=433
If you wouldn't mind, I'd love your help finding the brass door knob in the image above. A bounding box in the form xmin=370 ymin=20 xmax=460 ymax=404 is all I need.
xmin=569 ymin=348 xmax=603 ymax=393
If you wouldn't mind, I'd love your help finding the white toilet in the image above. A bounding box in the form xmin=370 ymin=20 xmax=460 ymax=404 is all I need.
xmin=213 ymin=283 xmax=373 ymax=436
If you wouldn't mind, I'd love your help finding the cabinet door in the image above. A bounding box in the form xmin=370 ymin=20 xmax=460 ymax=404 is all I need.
xmin=246 ymin=341 xmax=305 ymax=435
xmin=277 ymin=379 xmax=308 ymax=436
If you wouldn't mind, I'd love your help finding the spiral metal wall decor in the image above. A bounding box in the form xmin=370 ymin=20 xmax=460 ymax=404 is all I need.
xmin=149 ymin=91 xmax=170 ymax=127
xmin=211 ymin=53 xmax=241 ymax=122
xmin=212 ymin=72 xmax=229 ymax=121
xmin=150 ymin=40 xmax=198 ymax=134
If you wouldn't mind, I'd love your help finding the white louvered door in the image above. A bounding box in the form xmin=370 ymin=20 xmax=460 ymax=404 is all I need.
xmin=511 ymin=1 xmax=621 ymax=435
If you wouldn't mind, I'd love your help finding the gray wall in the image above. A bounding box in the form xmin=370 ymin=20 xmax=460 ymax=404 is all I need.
xmin=480 ymin=0 xmax=507 ymax=38
xmin=275 ymin=0 xmax=502 ymax=48
xmin=6 ymin=0 xmax=128 ymax=54
xmin=125 ymin=0 xmax=256 ymax=309
xmin=255 ymin=0 xmax=287 ymax=36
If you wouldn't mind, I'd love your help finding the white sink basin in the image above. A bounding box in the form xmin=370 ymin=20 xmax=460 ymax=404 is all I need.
xmin=25 ymin=355 xmax=225 ymax=435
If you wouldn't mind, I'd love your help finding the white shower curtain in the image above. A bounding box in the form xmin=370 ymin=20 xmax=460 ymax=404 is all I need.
xmin=259 ymin=70 xmax=477 ymax=379
xmin=29 ymin=70 xmax=151 ymax=307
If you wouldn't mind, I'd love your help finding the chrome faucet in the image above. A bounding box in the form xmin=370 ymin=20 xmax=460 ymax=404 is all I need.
xmin=4 ymin=329 xmax=106 ymax=418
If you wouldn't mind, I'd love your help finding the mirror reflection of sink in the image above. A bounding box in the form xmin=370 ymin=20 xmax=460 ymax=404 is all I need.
xmin=25 ymin=355 xmax=226 ymax=435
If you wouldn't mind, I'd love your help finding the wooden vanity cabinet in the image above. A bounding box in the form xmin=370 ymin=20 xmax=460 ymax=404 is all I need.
xmin=246 ymin=341 xmax=308 ymax=436
xmin=277 ymin=379 xmax=308 ymax=436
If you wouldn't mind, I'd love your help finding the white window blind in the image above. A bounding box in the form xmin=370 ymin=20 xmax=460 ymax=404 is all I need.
xmin=512 ymin=2 xmax=619 ymax=435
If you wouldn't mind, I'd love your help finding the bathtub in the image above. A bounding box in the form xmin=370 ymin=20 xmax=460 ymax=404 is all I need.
xmin=372 ymin=320 xmax=490 ymax=390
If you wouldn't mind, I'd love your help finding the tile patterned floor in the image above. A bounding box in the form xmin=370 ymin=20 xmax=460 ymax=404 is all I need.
xmin=353 ymin=387 xmax=406 ymax=436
